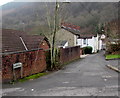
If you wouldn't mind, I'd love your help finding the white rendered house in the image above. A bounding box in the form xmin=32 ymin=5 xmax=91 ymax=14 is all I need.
xmin=60 ymin=22 xmax=103 ymax=52
xmin=77 ymin=34 xmax=102 ymax=53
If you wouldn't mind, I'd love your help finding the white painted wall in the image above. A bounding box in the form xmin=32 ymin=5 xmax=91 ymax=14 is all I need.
xmin=77 ymin=34 xmax=103 ymax=53
xmin=74 ymin=35 xmax=77 ymax=46
xmin=58 ymin=42 xmax=68 ymax=48
xmin=77 ymin=37 xmax=94 ymax=52
xmin=99 ymin=40 xmax=102 ymax=50
xmin=63 ymin=42 xmax=68 ymax=48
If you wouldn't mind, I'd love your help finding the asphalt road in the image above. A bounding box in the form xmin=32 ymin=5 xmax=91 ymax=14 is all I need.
xmin=2 ymin=51 xmax=119 ymax=96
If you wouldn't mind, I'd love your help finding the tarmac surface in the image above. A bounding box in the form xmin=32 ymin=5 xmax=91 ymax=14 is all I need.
xmin=2 ymin=51 xmax=119 ymax=96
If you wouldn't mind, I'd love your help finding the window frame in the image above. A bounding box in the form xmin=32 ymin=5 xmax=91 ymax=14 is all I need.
xmin=83 ymin=38 xmax=86 ymax=44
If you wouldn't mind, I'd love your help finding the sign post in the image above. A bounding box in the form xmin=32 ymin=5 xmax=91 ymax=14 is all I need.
xmin=13 ymin=62 xmax=23 ymax=81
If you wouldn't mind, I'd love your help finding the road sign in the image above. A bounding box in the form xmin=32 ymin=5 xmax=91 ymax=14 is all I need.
xmin=13 ymin=62 xmax=22 ymax=69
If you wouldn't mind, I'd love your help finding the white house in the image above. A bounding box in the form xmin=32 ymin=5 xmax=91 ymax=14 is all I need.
xmin=60 ymin=22 xmax=103 ymax=53
xmin=56 ymin=40 xmax=68 ymax=48
xmin=100 ymin=34 xmax=106 ymax=50
xmin=77 ymin=34 xmax=102 ymax=53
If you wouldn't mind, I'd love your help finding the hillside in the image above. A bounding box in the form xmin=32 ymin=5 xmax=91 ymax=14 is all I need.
xmin=1 ymin=2 xmax=118 ymax=36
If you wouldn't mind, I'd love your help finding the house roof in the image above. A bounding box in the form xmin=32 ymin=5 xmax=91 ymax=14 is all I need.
xmin=2 ymin=29 xmax=49 ymax=53
xmin=61 ymin=22 xmax=80 ymax=30
xmin=61 ymin=22 xmax=97 ymax=38
xmin=2 ymin=29 xmax=26 ymax=53
xmin=22 ymin=35 xmax=45 ymax=50
xmin=78 ymin=27 xmax=97 ymax=38
xmin=61 ymin=22 xmax=80 ymax=36
xmin=56 ymin=40 xmax=68 ymax=47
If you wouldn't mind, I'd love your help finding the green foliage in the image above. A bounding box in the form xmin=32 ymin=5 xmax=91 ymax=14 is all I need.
xmin=83 ymin=46 xmax=93 ymax=54
xmin=16 ymin=73 xmax=48 ymax=83
xmin=95 ymin=25 xmax=99 ymax=33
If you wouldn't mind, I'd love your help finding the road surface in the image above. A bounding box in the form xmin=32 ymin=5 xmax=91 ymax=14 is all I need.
xmin=2 ymin=51 xmax=119 ymax=96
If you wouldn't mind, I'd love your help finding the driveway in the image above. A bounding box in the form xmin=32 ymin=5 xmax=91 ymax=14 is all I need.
xmin=2 ymin=51 xmax=119 ymax=96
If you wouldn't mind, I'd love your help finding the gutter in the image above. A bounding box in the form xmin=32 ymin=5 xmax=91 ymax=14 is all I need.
xmin=19 ymin=37 xmax=28 ymax=51
xmin=106 ymin=65 xmax=120 ymax=73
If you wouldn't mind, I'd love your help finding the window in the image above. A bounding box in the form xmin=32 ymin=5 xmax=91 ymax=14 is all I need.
xmin=83 ymin=38 xmax=86 ymax=44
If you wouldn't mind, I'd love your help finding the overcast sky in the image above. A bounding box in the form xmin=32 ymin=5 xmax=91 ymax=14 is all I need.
xmin=0 ymin=0 xmax=119 ymax=6
xmin=0 ymin=0 xmax=14 ymax=6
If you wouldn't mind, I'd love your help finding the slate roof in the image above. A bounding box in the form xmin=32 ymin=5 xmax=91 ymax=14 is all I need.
xmin=56 ymin=40 xmax=68 ymax=47
xmin=2 ymin=29 xmax=49 ymax=53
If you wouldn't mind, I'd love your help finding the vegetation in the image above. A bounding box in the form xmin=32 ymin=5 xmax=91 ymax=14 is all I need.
xmin=18 ymin=73 xmax=48 ymax=83
xmin=106 ymin=54 xmax=120 ymax=60
xmin=105 ymin=20 xmax=119 ymax=39
xmin=106 ymin=43 xmax=120 ymax=55
xmin=45 ymin=50 xmax=51 ymax=70
xmin=50 ymin=2 xmax=60 ymax=69
xmin=83 ymin=46 xmax=93 ymax=54
xmin=45 ymin=48 xmax=61 ymax=70
xmin=2 ymin=2 xmax=118 ymax=35
xmin=2 ymin=2 xmax=118 ymax=68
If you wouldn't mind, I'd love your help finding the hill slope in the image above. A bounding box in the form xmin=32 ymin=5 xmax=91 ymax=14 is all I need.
xmin=1 ymin=2 xmax=118 ymax=35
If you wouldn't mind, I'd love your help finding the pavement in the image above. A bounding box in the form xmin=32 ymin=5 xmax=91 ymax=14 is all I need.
xmin=2 ymin=51 xmax=119 ymax=96
xmin=106 ymin=65 xmax=120 ymax=73
xmin=106 ymin=58 xmax=120 ymax=70
xmin=80 ymin=54 xmax=89 ymax=58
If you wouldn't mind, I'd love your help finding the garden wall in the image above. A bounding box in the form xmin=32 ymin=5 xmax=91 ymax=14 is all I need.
xmin=60 ymin=46 xmax=80 ymax=64
xmin=2 ymin=49 xmax=46 ymax=82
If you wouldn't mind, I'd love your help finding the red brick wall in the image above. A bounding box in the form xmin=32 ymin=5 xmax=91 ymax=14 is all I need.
xmin=60 ymin=46 xmax=80 ymax=64
xmin=40 ymin=40 xmax=50 ymax=50
xmin=2 ymin=49 xmax=46 ymax=82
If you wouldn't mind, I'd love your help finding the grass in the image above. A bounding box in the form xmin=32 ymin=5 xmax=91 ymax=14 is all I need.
xmin=10 ymin=58 xmax=81 ymax=84
xmin=17 ymin=72 xmax=48 ymax=83
xmin=106 ymin=54 xmax=120 ymax=60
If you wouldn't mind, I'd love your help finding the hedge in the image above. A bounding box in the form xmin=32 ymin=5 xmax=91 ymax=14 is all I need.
xmin=83 ymin=46 xmax=93 ymax=54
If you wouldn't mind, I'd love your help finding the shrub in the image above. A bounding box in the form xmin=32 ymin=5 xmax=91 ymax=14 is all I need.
xmin=83 ymin=46 xmax=93 ymax=54
xmin=106 ymin=43 xmax=120 ymax=55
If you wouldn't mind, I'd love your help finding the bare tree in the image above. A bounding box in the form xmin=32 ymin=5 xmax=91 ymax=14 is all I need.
xmin=44 ymin=1 xmax=60 ymax=69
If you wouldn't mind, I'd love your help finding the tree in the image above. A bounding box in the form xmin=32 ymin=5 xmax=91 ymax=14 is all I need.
xmin=51 ymin=1 xmax=59 ymax=68
xmin=45 ymin=1 xmax=71 ymax=69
